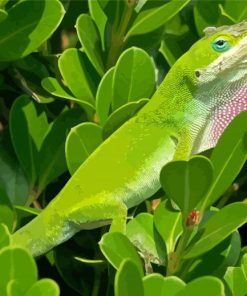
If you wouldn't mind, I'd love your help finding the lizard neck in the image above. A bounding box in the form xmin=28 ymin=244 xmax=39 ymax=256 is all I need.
xmin=136 ymin=63 xmax=204 ymax=158
xmin=138 ymin=60 xmax=247 ymax=156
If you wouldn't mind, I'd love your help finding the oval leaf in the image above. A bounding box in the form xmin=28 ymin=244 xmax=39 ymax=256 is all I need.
xmin=58 ymin=48 xmax=96 ymax=104
xmin=186 ymin=232 xmax=241 ymax=281
xmin=99 ymin=232 xmax=144 ymax=276
xmin=0 ymin=224 xmax=11 ymax=249
xmin=88 ymin=0 xmax=107 ymax=51
xmin=76 ymin=14 xmax=105 ymax=76
xmin=0 ymin=0 xmax=64 ymax=61
xmin=96 ymin=67 xmax=115 ymax=125
xmin=0 ymin=247 xmax=37 ymax=295
xmin=143 ymin=274 xmax=185 ymax=296
xmin=41 ymin=77 xmax=95 ymax=113
xmin=38 ymin=109 xmax=85 ymax=191
xmin=9 ymin=95 xmax=49 ymax=185
xmin=154 ymin=200 xmax=182 ymax=254
xmin=193 ymin=1 xmax=223 ymax=36
xmin=103 ymin=99 xmax=149 ymax=138
xmin=115 ymin=259 xmax=144 ymax=296
xmin=184 ymin=202 xmax=247 ymax=259
xmin=41 ymin=77 xmax=79 ymax=101
xmin=0 ymin=189 xmax=14 ymax=231
xmin=112 ymin=47 xmax=155 ymax=110
xmin=65 ymin=122 xmax=103 ymax=175
xmin=202 ymin=110 xmax=247 ymax=209
xmin=126 ymin=0 xmax=190 ymax=38
xmin=160 ymin=156 xmax=213 ymax=220
xmin=0 ymin=131 xmax=29 ymax=206
xmin=224 ymin=267 xmax=247 ymax=296
xmin=0 ymin=9 xmax=7 ymax=23
xmin=176 ymin=276 xmax=225 ymax=296
xmin=25 ymin=279 xmax=60 ymax=296
xmin=126 ymin=213 xmax=165 ymax=265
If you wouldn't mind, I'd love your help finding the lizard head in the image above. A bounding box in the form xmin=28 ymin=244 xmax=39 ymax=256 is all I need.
xmin=185 ymin=20 xmax=247 ymax=153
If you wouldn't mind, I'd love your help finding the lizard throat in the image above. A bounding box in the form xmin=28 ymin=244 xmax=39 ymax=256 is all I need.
xmin=191 ymin=77 xmax=247 ymax=154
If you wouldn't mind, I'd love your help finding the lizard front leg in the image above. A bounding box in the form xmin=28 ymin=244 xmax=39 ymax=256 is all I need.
xmin=66 ymin=195 xmax=128 ymax=233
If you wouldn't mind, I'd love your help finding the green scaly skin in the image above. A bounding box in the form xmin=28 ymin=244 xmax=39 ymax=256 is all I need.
xmin=13 ymin=20 xmax=247 ymax=257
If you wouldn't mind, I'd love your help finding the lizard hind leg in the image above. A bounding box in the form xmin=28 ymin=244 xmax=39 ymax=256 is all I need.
xmin=66 ymin=195 xmax=128 ymax=233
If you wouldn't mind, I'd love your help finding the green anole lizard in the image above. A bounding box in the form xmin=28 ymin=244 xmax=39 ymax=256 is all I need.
xmin=13 ymin=20 xmax=247 ymax=257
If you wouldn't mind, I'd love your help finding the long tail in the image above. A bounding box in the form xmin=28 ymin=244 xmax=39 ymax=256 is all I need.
xmin=12 ymin=206 xmax=78 ymax=257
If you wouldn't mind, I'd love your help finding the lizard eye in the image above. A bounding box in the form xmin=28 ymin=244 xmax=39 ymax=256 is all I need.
xmin=212 ymin=38 xmax=230 ymax=52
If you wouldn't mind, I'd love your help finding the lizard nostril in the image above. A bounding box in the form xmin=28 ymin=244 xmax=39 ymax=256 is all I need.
xmin=195 ymin=70 xmax=201 ymax=78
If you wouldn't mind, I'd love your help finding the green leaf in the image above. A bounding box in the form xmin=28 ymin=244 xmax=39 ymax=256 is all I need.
xmin=65 ymin=123 xmax=103 ymax=175
xmin=193 ymin=1 xmax=228 ymax=37
xmin=126 ymin=213 xmax=165 ymax=265
xmin=14 ymin=54 xmax=50 ymax=80
xmin=96 ymin=67 xmax=115 ymax=125
xmin=58 ymin=48 xmax=96 ymax=105
xmin=0 ymin=0 xmax=8 ymax=10
xmin=41 ymin=77 xmax=95 ymax=113
xmin=76 ymin=14 xmax=105 ymax=76
xmin=14 ymin=206 xmax=39 ymax=229
xmin=143 ymin=274 xmax=185 ymax=296
xmin=12 ymin=55 xmax=54 ymax=104
xmin=126 ymin=26 xmax=165 ymax=55
xmin=0 ymin=0 xmax=64 ymax=61
xmin=202 ymin=110 xmax=247 ymax=209
xmin=218 ymin=4 xmax=236 ymax=23
xmin=241 ymin=253 xmax=247 ymax=278
xmin=97 ymin=0 xmax=124 ymax=26
xmin=38 ymin=108 xmax=84 ymax=190
xmin=99 ymin=232 xmax=144 ymax=276
xmin=0 ymin=224 xmax=11 ymax=249
xmin=115 ymin=259 xmax=144 ymax=296
xmin=25 ymin=279 xmax=60 ymax=296
xmin=153 ymin=200 xmax=182 ymax=254
xmin=0 ymin=132 xmax=29 ymax=205
xmin=9 ymin=95 xmax=49 ymax=185
xmin=7 ymin=279 xmax=23 ymax=296
xmin=54 ymin=242 xmax=86 ymax=295
xmin=224 ymin=267 xmax=247 ymax=296
xmin=88 ymin=0 xmax=107 ymax=51
xmin=0 ymin=189 xmax=14 ymax=231
xmin=0 ymin=9 xmax=7 ymax=23
xmin=125 ymin=0 xmax=190 ymax=38
xmin=0 ymin=247 xmax=37 ymax=295
xmin=41 ymin=77 xmax=76 ymax=101
xmin=184 ymin=202 xmax=247 ymax=259
xmin=10 ymin=68 xmax=54 ymax=104
xmin=186 ymin=232 xmax=241 ymax=281
xmin=220 ymin=1 xmax=247 ymax=23
xmin=159 ymin=38 xmax=184 ymax=67
xmin=160 ymin=156 xmax=213 ymax=220
xmin=176 ymin=276 xmax=225 ymax=296
xmin=112 ymin=47 xmax=155 ymax=110
xmin=135 ymin=0 xmax=148 ymax=13
xmin=103 ymin=99 xmax=149 ymax=138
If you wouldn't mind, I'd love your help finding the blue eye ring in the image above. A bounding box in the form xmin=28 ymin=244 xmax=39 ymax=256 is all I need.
xmin=212 ymin=38 xmax=230 ymax=52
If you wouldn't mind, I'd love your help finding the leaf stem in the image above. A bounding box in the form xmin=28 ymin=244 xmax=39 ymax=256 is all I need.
xmin=26 ymin=187 xmax=42 ymax=207
xmin=106 ymin=1 xmax=135 ymax=69
xmin=167 ymin=227 xmax=193 ymax=276
xmin=91 ymin=269 xmax=101 ymax=296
